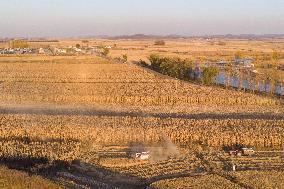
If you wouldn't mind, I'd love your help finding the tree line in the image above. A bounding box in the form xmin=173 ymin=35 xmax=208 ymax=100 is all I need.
xmin=147 ymin=54 xmax=218 ymax=85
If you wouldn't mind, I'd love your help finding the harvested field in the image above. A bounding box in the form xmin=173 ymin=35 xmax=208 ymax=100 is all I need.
xmin=231 ymin=170 xmax=284 ymax=189
xmin=0 ymin=55 xmax=283 ymax=188
xmin=61 ymin=39 xmax=284 ymax=62
xmin=1 ymin=0 xmax=284 ymax=187
xmin=0 ymin=59 xmax=282 ymax=114
xmin=148 ymin=174 xmax=241 ymax=189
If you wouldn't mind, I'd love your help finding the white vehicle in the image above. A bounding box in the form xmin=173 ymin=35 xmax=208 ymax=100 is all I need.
xmin=134 ymin=151 xmax=150 ymax=160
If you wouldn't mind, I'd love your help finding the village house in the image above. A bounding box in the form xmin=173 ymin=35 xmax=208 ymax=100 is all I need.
xmin=216 ymin=60 xmax=229 ymax=67
xmin=38 ymin=48 xmax=45 ymax=54
xmin=232 ymin=58 xmax=254 ymax=68
xmin=38 ymin=48 xmax=53 ymax=55
xmin=86 ymin=46 xmax=100 ymax=55
xmin=53 ymin=47 xmax=67 ymax=55
xmin=68 ymin=46 xmax=84 ymax=54
xmin=74 ymin=47 xmax=82 ymax=52
xmin=0 ymin=48 xmax=33 ymax=55
xmin=0 ymin=48 xmax=15 ymax=54
xmin=16 ymin=48 xmax=33 ymax=54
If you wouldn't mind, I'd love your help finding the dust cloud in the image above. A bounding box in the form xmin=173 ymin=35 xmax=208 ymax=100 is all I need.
xmin=147 ymin=136 xmax=180 ymax=162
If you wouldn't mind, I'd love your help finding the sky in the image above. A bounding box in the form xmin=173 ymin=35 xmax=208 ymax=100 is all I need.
xmin=0 ymin=0 xmax=283 ymax=38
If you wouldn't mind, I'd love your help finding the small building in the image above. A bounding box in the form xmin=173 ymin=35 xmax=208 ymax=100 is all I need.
xmin=38 ymin=48 xmax=53 ymax=55
xmin=1 ymin=48 xmax=15 ymax=54
xmin=17 ymin=48 xmax=32 ymax=54
xmin=216 ymin=60 xmax=228 ymax=67
xmin=38 ymin=48 xmax=45 ymax=54
xmin=53 ymin=47 xmax=67 ymax=55
xmin=232 ymin=58 xmax=254 ymax=68
xmin=74 ymin=47 xmax=82 ymax=52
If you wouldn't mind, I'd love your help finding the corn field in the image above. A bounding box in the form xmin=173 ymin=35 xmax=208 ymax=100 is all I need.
xmin=148 ymin=174 xmax=242 ymax=189
xmin=0 ymin=114 xmax=284 ymax=155
xmin=0 ymin=62 xmax=281 ymax=109
xmin=0 ymin=58 xmax=283 ymax=188
xmin=0 ymin=140 xmax=81 ymax=161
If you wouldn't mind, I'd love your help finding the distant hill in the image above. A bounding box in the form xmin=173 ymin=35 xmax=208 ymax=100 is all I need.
xmin=2 ymin=34 xmax=283 ymax=41
xmin=206 ymin=34 xmax=284 ymax=40
xmin=106 ymin=34 xmax=284 ymax=40
xmin=108 ymin=34 xmax=185 ymax=40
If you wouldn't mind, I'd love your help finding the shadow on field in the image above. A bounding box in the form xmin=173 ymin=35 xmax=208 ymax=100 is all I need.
xmin=0 ymin=155 xmax=203 ymax=189
xmin=0 ymin=156 xmax=152 ymax=189
xmin=0 ymin=105 xmax=283 ymax=120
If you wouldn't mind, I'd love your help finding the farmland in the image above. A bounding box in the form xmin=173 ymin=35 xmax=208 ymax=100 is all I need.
xmin=0 ymin=39 xmax=283 ymax=189
xmin=149 ymin=171 xmax=284 ymax=189
xmin=0 ymin=166 xmax=62 ymax=189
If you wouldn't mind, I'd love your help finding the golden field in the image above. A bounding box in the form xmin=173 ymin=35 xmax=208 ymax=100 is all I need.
xmin=0 ymin=55 xmax=282 ymax=113
xmin=102 ymin=39 xmax=284 ymax=62
xmin=0 ymin=166 xmax=62 ymax=189
xmin=7 ymin=38 xmax=281 ymax=61
xmin=148 ymin=174 xmax=241 ymax=189
xmin=2 ymin=38 xmax=284 ymax=62
xmin=149 ymin=171 xmax=284 ymax=189
xmin=0 ymin=46 xmax=283 ymax=188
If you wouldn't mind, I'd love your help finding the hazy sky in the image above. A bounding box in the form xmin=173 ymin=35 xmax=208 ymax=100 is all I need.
xmin=0 ymin=0 xmax=283 ymax=37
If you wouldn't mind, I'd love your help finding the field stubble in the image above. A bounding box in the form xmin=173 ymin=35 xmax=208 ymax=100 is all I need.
xmin=0 ymin=55 xmax=283 ymax=188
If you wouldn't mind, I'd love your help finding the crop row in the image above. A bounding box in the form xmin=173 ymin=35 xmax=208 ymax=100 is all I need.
xmin=0 ymin=139 xmax=81 ymax=161
xmin=230 ymin=170 xmax=284 ymax=189
xmin=1 ymin=115 xmax=284 ymax=149
xmin=0 ymin=62 xmax=280 ymax=110
xmin=148 ymin=174 xmax=241 ymax=189
xmin=0 ymin=94 xmax=277 ymax=107
xmin=0 ymin=63 xmax=159 ymax=82
xmin=110 ymin=156 xmax=201 ymax=179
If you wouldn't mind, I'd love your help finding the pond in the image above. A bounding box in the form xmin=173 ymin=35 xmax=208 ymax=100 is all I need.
xmin=215 ymin=71 xmax=284 ymax=96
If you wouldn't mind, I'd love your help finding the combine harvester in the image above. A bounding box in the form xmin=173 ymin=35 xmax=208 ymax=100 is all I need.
xmin=133 ymin=151 xmax=150 ymax=161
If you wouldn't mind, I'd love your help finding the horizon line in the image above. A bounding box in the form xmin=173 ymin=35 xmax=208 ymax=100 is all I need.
xmin=1 ymin=33 xmax=284 ymax=40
